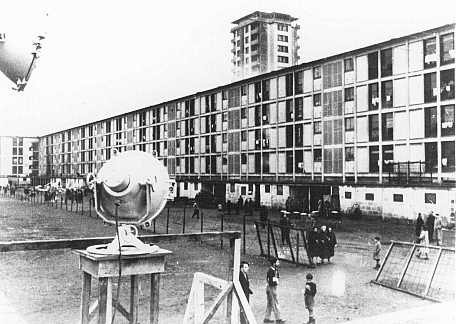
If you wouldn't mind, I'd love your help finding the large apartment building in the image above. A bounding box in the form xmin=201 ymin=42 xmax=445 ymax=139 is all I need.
xmin=38 ymin=24 xmax=455 ymax=219
xmin=231 ymin=11 xmax=300 ymax=80
xmin=0 ymin=136 xmax=39 ymax=186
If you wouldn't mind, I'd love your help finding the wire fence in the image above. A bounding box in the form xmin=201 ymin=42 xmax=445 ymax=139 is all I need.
xmin=373 ymin=241 xmax=455 ymax=302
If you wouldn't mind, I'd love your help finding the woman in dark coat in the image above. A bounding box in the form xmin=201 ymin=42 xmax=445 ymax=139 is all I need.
xmin=318 ymin=225 xmax=330 ymax=263
xmin=326 ymin=227 xmax=337 ymax=261
xmin=307 ymin=227 xmax=319 ymax=265
xmin=415 ymin=213 xmax=424 ymax=243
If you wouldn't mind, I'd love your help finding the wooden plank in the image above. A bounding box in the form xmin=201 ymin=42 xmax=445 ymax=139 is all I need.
xmin=196 ymin=272 xmax=228 ymax=290
xmin=106 ymin=278 xmax=112 ymax=324
xmin=98 ymin=278 xmax=108 ymax=324
xmin=130 ymin=275 xmax=139 ymax=324
xmin=397 ymin=245 xmax=416 ymax=288
xmin=150 ymin=274 xmax=160 ymax=324
xmin=183 ymin=274 xmax=197 ymax=323
xmin=112 ymin=299 xmax=130 ymax=321
xmin=233 ymin=280 xmax=258 ymax=324
xmin=80 ymin=272 xmax=92 ymax=324
xmin=194 ymin=276 xmax=204 ymax=323
xmin=202 ymin=283 xmax=233 ymax=324
xmin=0 ymin=231 xmax=242 ymax=252
xmin=375 ymin=241 xmax=394 ymax=282
xmin=231 ymin=238 xmax=241 ymax=323
xmin=424 ymin=248 xmax=443 ymax=296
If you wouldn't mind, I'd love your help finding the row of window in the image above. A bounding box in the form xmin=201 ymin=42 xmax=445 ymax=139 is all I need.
xmin=344 ymin=191 xmax=437 ymax=204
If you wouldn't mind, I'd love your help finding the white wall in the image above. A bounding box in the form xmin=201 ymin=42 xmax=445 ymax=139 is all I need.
xmin=339 ymin=185 xmax=456 ymax=220
xmin=260 ymin=184 xmax=289 ymax=208
xmin=178 ymin=182 xmax=201 ymax=199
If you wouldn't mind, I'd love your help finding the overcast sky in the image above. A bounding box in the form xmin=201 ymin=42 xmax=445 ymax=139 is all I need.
xmin=0 ymin=0 xmax=454 ymax=137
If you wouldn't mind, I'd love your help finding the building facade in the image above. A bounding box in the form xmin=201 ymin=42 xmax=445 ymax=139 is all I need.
xmin=0 ymin=136 xmax=39 ymax=186
xmin=231 ymin=11 xmax=300 ymax=80
xmin=38 ymin=24 xmax=455 ymax=219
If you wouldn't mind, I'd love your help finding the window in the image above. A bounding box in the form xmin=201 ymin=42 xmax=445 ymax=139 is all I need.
xmin=278 ymin=56 xmax=289 ymax=63
xmin=393 ymin=194 xmax=403 ymax=202
xmin=423 ymin=37 xmax=437 ymax=69
xmin=425 ymin=142 xmax=438 ymax=172
xmin=251 ymin=44 xmax=258 ymax=51
xmin=424 ymin=72 xmax=437 ymax=103
xmin=381 ymin=80 xmax=393 ymax=108
xmin=222 ymin=112 xmax=228 ymax=122
xmin=245 ymin=58 xmax=249 ymax=64
xmin=425 ymin=193 xmax=436 ymax=204
xmin=345 ymin=117 xmax=354 ymax=131
xmin=194 ymin=183 xmax=198 ymax=190
xmin=295 ymin=71 xmax=303 ymax=94
xmin=369 ymin=115 xmax=379 ymax=141
xmin=12 ymin=166 xmax=17 ymax=174
xmin=184 ymin=182 xmax=188 ymax=190
xmin=277 ymin=185 xmax=283 ymax=195
xmin=345 ymin=147 xmax=354 ymax=161
xmin=425 ymin=107 xmax=437 ymax=138
xmin=382 ymin=145 xmax=393 ymax=172
xmin=440 ymin=33 xmax=454 ymax=65
xmin=313 ymin=149 xmax=322 ymax=162
xmin=278 ymin=45 xmax=288 ymax=53
xmin=251 ymin=55 xmax=258 ymax=62
xmin=365 ymin=193 xmax=374 ymax=201
xmin=440 ymin=69 xmax=455 ymax=101
xmin=313 ymin=66 xmax=321 ymax=79
xmin=244 ymin=25 xmax=249 ymax=33
xmin=245 ymin=47 xmax=249 ymax=54
xmin=382 ymin=113 xmax=393 ymax=141
xmin=230 ymin=183 xmax=235 ymax=193
xmin=278 ymin=35 xmax=288 ymax=42
xmin=344 ymin=87 xmax=354 ymax=101
xmin=278 ymin=23 xmax=288 ymax=31
xmin=222 ymin=133 xmax=227 ymax=143
xmin=368 ymin=52 xmax=378 ymax=80
xmin=314 ymin=121 xmax=322 ymax=134
xmin=12 ymin=147 xmax=17 ymax=155
xmin=241 ymin=187 xmax=247 ymax=195
xmin=245 ymin=36 xmax=249 ymax=43
xmin=369 ymin=83 xmax=379 ymax=110
xmin=442 ymin=141 xmax=455 ymax=173
xmin=265 ymin=184 xmax=270 ymax=193
xmin=313 ymin=94 xmax=321 ymax=106
xmin=345 ymin=192 xmax=352 ymax=199
xmin=241 ymin=153 xmax=247 ymax=164
xmin=441 ymin=105 xmax=455 ymax=136
xmin=380 ymin=48 xmax=392 ymax=77
xmin=369 ymin=146 xmax=379 ymax=172
xmin=344 ymin=58 xmax=354 ymax=72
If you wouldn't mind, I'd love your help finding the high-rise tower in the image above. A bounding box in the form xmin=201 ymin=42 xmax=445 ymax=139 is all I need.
xmin=231 ymin=11 xmax=300 ymax=80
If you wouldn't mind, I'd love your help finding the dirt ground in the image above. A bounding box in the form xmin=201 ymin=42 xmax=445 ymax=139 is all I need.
xmin=0 ymin=197 xmax=435 ymax=323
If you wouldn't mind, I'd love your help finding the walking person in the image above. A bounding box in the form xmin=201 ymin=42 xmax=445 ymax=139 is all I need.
xmin=434 ymin=214 xmax=443 ymax=246
xmin=191 ymin=201 xmax=200 ymax=219
xmin=264 ymin=257 xmax=285 ymax=323
xmin=239 ymin=261 xmax=253 ymax=324
xmin=426 ymin=211 xmax=435 ymax=243
xmin=237 ymin=196 xmax=244 ymax=215
xmin=372 ymin=236 xmax=382 ymax=269
xmin=304 ymin=273 xmax=317 ymax=324
xmin=416 ymin=226 xmax=430 ymax=259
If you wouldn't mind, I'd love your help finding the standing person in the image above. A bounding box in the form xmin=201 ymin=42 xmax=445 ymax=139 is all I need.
xmin=237 ymin=196 xmax=244 ymax=215
xmin=279 ymin=213 xmax=291 ymax=245
xmin=247 ymin=198 xmax=254 ymax=216
xmin=372 ymin=236 xmax=382 ymax=269
xmin=434 ymin=214 xmax=443 ymax=246
xmin=304 ymin=273 xmax=317 ymax=324
xmin=191 ymin=201 xmax=200 ymax=219
xmin=307 ymin=227 xmax=319 ymax=266
xmin=318 ymin=226 xmax=330 ymax=263
xmin=415 ymin=213 xmax=424 ymax=243
xmin=326 ymin=227 xmax=337 ymax=262
xmin=417 ymin=226 xmax=430 ymax=259
xmin=239 ymin=261 xmax=253 ymax=324
xmin=426 ymin=212 xmax=435 ymax=243
xmin=264 ymin=258 xmax=285 ymax=323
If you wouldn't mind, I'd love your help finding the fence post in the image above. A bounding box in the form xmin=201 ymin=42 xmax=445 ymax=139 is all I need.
xmin=221 ymin=210 xmax=224 ymax=249
xmin=89 ymin=198 xmax=92 ymax=217
xmin=166 ymin=206 xmax=170 ymax=234
xmin=296 ymin=232 xmax=300 ymax=265
xmin=153 ymin=219 xmax=156 ymax=233
xmin=200 ymin=208 xmax=204 ymax=233
xmin=242 ymin=212 xmax=246 ymax=255
xmin=182 ymin=205 xmax=186 ymax=234
xmin=81 ymin=195 xmax=84 ymax=215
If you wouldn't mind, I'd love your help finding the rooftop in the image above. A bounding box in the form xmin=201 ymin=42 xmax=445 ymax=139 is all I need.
xmin=231 ymin=11 xmax=297 ymax=25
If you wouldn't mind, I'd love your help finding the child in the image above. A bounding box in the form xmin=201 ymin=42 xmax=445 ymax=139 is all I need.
xmin=373 ymin=236 xmax=381 ymax=269
xmin=304 ymin=273 xmax=317 ymax=324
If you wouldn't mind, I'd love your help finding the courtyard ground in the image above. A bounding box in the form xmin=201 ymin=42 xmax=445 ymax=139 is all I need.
xmin=0 ymin=197 xmax=438 ymax=323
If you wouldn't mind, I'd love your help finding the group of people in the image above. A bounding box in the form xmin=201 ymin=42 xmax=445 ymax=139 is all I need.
xmin=226 ymin=196 xmax=255 ymax=216
xmin=307 ymin=225 xmax=337 ymax=265
xmin=239 ymin=257 xmax=317 ymax=324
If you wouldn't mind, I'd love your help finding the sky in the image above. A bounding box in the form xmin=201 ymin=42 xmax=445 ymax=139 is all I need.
xmin=0 ymin=0 xmax=454 ymax=137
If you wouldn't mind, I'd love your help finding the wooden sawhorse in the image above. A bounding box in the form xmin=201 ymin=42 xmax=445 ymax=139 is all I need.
xmin=74 ymin=248 xmax=172 ymax=324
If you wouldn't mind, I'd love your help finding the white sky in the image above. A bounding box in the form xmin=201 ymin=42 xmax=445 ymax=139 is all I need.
xmin=0 ymin=0 xmax=454 ymax=137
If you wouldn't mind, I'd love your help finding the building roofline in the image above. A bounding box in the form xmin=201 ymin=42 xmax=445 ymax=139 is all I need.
xmin=231 ymin=11 xmax=297 ymax=25
xmin=40 ymin=23 xmax=454 ymax=139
